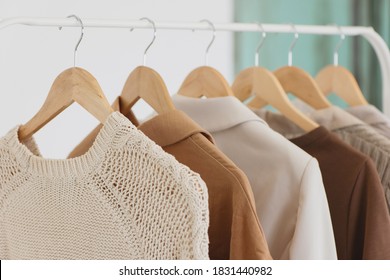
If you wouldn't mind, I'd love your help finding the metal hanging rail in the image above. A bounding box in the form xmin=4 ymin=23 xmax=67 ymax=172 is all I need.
xmin=1 ymin=17 xmax=389 ymax=114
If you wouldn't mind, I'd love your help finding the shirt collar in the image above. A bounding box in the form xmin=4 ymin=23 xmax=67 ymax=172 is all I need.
xmin=309 ymin=106 xmax=364 ymax=130
xmin=345 ymin=104 xmax=390 ymax=126
xmin=113 ymin=96 xmax=214 ymax=147
xmin=137 ymin=109 xmax=214 ymax=147
xmin=290 ymin=99 xmax=364 ymax=130
xmin=172 ymin=95 xmax=268 ymax=133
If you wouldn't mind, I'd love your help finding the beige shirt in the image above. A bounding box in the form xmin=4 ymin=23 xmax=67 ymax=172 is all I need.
xmin=173 ymin=95 xmax=337 ymax=260
xmin=70 ymin=98 xmax=273 ymax=260
xmin=346 ymin=104 xmax=390 ymax=139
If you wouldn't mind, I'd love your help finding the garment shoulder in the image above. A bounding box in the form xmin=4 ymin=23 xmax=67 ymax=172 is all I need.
xmin=300 ymin=157 xmax=322 ymax=185
xmin=0 ymin=139 xmax=22 ymax=179
xmin=189 ymin=133 xmax=249 ymax=181
xmin=335 ymin=125 xmax=390 ymax=153
xmin=233 ymin=121 xmax=314 ymax=164
xmin=102 ymin=127 xmax=210 ymax=259
xmin=110 ymin=126 xmax=208 ymax=201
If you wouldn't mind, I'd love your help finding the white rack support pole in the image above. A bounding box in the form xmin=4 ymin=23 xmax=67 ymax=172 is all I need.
xmin=1 ymin=17 xmax=390 ymax=114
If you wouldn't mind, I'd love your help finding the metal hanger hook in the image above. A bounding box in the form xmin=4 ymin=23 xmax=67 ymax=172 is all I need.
xmin=288 ymin=24 xmax=299 ymax=66
xmin=333 ymin=25 xmax=345 ymax=66
xmin=138 ymin=17 xmax=156 ymax=66
xmin=200 ymin=19 xmax=216 ymax=66
xmin=61 ymin=15 xmax=84 ymax=67
xmin=255 ymin=22 xmax=267 ymax=67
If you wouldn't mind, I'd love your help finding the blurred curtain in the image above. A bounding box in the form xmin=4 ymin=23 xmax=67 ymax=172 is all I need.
xmin=353 ymin=0 xmax=390 ymax=109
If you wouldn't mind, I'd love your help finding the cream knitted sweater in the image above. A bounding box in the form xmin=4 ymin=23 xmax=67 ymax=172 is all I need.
xmin=0 ymin=112 xmax=209 ymax=260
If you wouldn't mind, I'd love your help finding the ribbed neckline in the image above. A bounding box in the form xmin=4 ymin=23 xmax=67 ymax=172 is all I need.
xmin=6 ymin=112 xmax=127 ymax=177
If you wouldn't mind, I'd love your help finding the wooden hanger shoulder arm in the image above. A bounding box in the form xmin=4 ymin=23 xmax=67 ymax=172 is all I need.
xmin=18 ymin=67 xmax=113 ymax=141
xmin=274 ymin=66 xmax=331 ymax=109
xmin=315 ymin=65 xmax=368 ymax=106
xmin=178 ymin=66 xmax=234 ymax=98
xmin=120 ymin=66 xmax=175 ymax=114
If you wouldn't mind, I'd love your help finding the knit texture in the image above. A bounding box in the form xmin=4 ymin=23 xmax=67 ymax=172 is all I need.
xmin=333 ymin=124 xmax=390 ymax=213
xmin=0 ymin=112 xmax=209 ymax=260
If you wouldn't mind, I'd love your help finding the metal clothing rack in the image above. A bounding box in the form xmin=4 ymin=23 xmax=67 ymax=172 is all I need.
xmin=1 ymin=17 xmax=390 ymax=114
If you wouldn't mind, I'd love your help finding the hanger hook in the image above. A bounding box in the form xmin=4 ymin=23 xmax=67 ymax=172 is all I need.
xmin=255 ymin=22 xmax=267 ymax=67
xmin=333 ymin=25 xmax=345 ymax=66
xmin=200 ymin=19 xmax=216 ymax=66
xmin=65 ymin=15 xmax=84 ymax=67
xmin=288 ymin=23 xmax=299 ymax=66
xmin=138 ymin=17 xmax=156 ymax=66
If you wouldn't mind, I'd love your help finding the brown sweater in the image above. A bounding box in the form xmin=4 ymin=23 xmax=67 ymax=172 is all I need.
xmin=69 ymin=97 xmax=272 ymax=260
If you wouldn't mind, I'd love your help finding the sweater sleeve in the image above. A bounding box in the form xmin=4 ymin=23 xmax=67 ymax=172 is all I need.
xmin=289 ymin=158 xmax=338 ymax=259
xmin=349 ymin=158 xmax=390 ymax=259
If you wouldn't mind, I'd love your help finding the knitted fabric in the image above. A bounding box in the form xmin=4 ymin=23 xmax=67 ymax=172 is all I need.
xmin=333 ymin=124 xmax=390 ymax=213
xmin=0 ymin=112 xmax=209 ymax=260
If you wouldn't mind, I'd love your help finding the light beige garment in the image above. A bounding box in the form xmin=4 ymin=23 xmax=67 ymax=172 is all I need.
xmin=0 ymin=112 xmax=209 ymax=260
xmin=346 ymin=104 xmax=390 ymax=139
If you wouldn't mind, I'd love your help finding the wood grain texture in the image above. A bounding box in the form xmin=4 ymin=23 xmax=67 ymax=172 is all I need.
xmin=19 ymin=67 xmax=113 ymax=141
xmin=178 ymin=66 xmax=234 ymax=98
xmin=315 ymin=65 xmax=368 ymax=106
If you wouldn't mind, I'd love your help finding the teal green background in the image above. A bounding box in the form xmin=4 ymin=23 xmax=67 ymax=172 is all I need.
xmin=234 ymin=0 xmax=390 ymax=109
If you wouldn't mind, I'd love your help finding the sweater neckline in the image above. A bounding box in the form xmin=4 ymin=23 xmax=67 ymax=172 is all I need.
xmin=6 ymin=112 xmax=126 ymax=177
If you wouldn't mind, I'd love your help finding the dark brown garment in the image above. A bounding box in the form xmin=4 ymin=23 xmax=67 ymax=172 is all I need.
xmin=290 ymin=126 xmax=390 ymax=260
xmin=69 ymin=97 xmax=272 ymax=260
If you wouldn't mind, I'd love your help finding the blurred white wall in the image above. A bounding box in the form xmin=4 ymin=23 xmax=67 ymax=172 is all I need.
xmin=0 ymin=0 xmax=234 ymax=158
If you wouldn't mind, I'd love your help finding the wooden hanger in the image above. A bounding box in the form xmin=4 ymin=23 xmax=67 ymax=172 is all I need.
xmin=315 ymin=65 xmax=368 ymax=106
xmin=315 ymin=26 xmax=368 ymax=106
xmin=119 ymin=65 xmax=175 ymax=114
xmin=274 ymin=66 xmax=331 ymax=109
xmin=67 ymin=64 xmax=174 ymax=160
xmin=233 ymin=25 xmax=318 ymax=132
xmin=119 ymin=17 xmax=175 ymax=114
xmin=19 ymin=15 xmax=114 ymax=141
xmin=178 ymin=66 xmax=234 ymax=98
xmin=18 ymin=67 xmax=114 ymax=141
xmin=233 ymin=66 xmax=319 ymax=132
xmin=177 ymin=19 xmax=234 ymax=98
xmin=273 ymin=25 xmax=331 ymax=109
